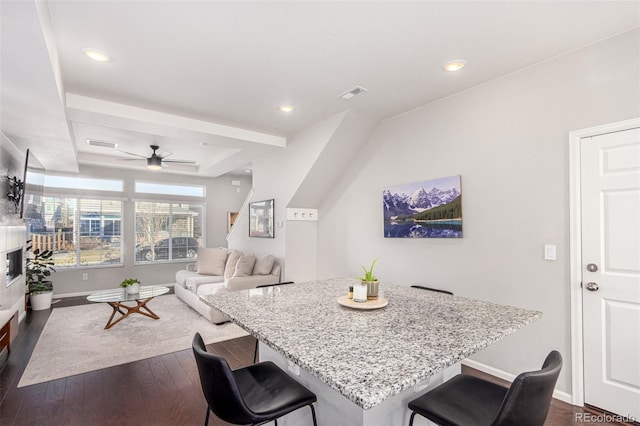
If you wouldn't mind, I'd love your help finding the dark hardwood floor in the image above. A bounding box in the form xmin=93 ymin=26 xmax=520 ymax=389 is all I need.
xmin=0 ymin=296 xmax=635 ymax=426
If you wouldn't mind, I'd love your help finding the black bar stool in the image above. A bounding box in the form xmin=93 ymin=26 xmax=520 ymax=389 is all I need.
xmin=192 ymin=332 xmax=318 ymax=426
xmin=407 ymin=350 xmax=562 ymax=426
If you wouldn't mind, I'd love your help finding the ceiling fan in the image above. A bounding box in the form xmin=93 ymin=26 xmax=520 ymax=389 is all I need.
xmin=116 ymin=144 xmax=196 ymax=170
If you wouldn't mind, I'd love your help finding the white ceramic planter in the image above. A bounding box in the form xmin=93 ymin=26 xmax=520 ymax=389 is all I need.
xmin=126 ymin=283 xmax=140 ymax=294
xmin=31 ymin=291 xmax=53 ymax=311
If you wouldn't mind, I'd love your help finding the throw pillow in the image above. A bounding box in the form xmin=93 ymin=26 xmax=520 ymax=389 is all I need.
xmin=233 ymin=255 xmax=257 ymax=277
xmin=253 ymin=255 xmax=275 ymax=275
xmin=224 ymin=249 xmax=243 ymax=280
xmin=196 ymin=247 xmax=228 ymax=276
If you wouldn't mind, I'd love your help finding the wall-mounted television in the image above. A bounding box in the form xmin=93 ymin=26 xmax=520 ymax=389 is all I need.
xmin=20 ymin=149 xmax=46 ymax=233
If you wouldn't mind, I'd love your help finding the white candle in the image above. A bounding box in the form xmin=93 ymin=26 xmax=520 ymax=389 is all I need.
xmin=353 ymin=282 xmax=368 ymax=302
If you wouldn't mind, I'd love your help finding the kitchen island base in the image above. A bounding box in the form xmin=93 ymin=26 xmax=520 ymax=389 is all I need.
xmin=260 ymin=343 xmax=459 ymax=426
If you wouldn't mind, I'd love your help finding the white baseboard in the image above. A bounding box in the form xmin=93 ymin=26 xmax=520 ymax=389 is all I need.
xmin=462 ymin=359 xmax=574 ymax=405
xmin=53 ymin=283 xmax=175 ymax=299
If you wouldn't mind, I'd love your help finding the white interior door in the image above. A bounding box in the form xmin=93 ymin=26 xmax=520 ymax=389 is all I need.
xmin=581 ymin=128 xmax=640 ymax=419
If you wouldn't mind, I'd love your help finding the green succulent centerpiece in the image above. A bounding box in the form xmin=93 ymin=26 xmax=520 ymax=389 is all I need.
xmin=357 ymin=258 xmax=379 ymax=300
xmin=358 ymin=258 xmax=378 ymax=283
xmin=120 ymin=278 xmax=141 ymax=294
xmin=120 ymin=278 xmax=141 ymax=288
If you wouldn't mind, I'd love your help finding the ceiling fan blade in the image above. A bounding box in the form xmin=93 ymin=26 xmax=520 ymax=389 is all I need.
xmin=159 ymin=151 xmax=173 ymax=159
xmin=115 ymin=149 xmax=147 ymax=159
xmin=116 ymin=157 xmax=145 ymax=161
xmin=164 ymin=159 xmax=197 ymax=164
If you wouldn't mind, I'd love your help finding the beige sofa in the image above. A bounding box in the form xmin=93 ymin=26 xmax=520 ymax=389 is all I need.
xmin=174 ymin=247 xmax=280 ymax=324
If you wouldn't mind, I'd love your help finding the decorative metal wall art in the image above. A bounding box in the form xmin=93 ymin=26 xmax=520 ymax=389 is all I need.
xmin=6 ymin=175 xmax=24 ymax=214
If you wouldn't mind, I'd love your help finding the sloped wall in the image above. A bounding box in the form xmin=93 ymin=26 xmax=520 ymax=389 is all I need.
xmin=227 ymin=112 xmax=347 ymax=264
xmin=227 ymin=110 xmax=378 ymax=282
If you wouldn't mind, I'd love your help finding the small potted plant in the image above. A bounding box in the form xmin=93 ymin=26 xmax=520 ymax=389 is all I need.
xmin=26 ymin=243 xmax=56 ymax=311
xmin=120 ymin=278 xmax=141 ymax=294
xmin=357 ymin=258 xmax=379 ymax=301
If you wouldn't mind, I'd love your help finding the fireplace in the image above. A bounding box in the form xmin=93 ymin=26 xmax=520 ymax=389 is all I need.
xmin=5 ymin=248 xmax=22 ymax=287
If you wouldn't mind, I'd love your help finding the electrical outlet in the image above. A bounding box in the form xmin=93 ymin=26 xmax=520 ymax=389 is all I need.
xmin=82 ymin=273 xmax=88 ymax=281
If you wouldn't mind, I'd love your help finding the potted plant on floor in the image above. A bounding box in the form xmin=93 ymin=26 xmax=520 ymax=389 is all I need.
xmin=120 ymin=278 xmax=141 ymax=294
xmin=26 ymin=243 xmax=56 ymax=311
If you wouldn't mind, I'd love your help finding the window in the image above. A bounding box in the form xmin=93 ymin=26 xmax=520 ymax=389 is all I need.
xmin=45 ymin=175 xmax=123 ymax=192
xmin=135 ymin=181 xmax=205 ymax=197
xmin=33 ymin=197 xmax=123 ymax=268
xmin=134 ymin=201 xmax=204 ymax=263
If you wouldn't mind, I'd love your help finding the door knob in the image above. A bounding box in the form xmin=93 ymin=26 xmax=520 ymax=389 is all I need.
xmin=585 ymin=282 xmax=599 ymax=291
xmin=586 ymin=263 xmax=598 ymax=272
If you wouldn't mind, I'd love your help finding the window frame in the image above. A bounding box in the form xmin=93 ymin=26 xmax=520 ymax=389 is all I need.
xmin=133 ymin=199 xmax=205 ymax=265
xmin=37 ymin=194 xmax=125 ymax=269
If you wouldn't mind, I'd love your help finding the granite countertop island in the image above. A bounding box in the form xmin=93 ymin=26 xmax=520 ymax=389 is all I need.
xmin=202 ymin=277 xmax=541 ymax=413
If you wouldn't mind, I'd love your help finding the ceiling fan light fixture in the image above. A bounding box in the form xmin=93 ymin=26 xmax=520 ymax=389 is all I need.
xmin=147 ymin=156 xmax=162 ymax=170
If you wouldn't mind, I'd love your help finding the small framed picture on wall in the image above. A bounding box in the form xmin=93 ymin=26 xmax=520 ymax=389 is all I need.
xmin=249 ymin=199 xmax=274 ymax=238
xmin=227 ymin=211 xmax=239 ymax=233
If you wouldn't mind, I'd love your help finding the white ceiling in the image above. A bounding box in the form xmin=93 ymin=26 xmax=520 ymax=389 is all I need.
xmin=2 ymin=1 xmax=639 ymax=177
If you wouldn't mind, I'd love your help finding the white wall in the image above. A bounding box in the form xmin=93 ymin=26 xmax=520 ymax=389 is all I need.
xmin=0 ymin=134 xmax=28 ymax=322
xmin=49 ymin=165 xmax=251 ymax=295
xmin=228 ymin=112 xmax=347 ymax=275
xmin=227 ymin=110 xmax=378 ymax=282
xmin=317 ymin=29 xmax=640 ymax=394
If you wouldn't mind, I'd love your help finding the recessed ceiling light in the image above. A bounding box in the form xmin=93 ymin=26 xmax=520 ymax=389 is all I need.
xmin=443 ymin=59 xmax=467 ymax=72
xmin=82 ymin=48 xmax=111 ymax=62
xmin=244 ymin=169 xmax=252 ymax=174
xmin=278 ymin=105 xmax=295 ymax=113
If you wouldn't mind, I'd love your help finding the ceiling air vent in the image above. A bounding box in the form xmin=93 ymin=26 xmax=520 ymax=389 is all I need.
xmin=87 ymin=139 xmax=117 ymax=149
xmin=338 ymin=86 xmax=368 ymax=100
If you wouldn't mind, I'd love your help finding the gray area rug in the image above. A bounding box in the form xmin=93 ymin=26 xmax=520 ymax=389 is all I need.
xmin=18 ymin=294 xmax=247 ymax=387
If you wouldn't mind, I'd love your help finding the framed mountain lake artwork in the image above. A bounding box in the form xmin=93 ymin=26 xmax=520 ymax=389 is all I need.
xmin=383 ymin=175 xmax=462 ymax=238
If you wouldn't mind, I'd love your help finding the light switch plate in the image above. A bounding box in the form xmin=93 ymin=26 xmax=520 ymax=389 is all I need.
xmin=286 ymin=208 xmax=318 ymax=221
xmin=544 ymin=244 xmax=557 ymax=261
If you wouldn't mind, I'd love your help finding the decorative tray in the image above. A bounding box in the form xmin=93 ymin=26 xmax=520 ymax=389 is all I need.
xmin=337 ymin=295 xmax=388 ymax=310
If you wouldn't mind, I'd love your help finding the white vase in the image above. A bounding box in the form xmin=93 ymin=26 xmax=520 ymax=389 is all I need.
xmin=126 ymin=283 xmax=140 ymax=294
xmin=31 ymin=291 xmax=53 ymax=311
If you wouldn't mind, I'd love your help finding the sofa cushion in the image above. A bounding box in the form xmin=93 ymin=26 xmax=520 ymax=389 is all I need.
xmin=233 ymin=255 xmax=256 ymax=277
xmin=186 ymin=275 xmax=225 ymax=293
xmin=253 ymin=255 xmax=275 ymax=275
xmin=195 ymin=282 xmax=227 ymax=297
xmin=196 ymin=247 xmax=228 ymax=275
xmin=224 ymin=250 xmax=244 ymax=280
xmin=226 ymin=274 xmax=280 ymax=291
xmin=175 ymin=269 xmax=201 ymax=288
